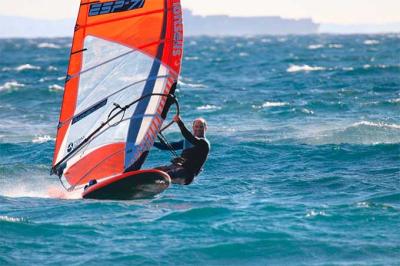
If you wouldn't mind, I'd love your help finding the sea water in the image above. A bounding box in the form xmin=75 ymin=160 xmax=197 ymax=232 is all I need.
xmin=0 ymin=35 xmax=399 ymax=265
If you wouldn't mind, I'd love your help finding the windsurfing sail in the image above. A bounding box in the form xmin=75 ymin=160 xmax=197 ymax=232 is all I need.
xmin=52 ymin=0 xmax=184 ymax=190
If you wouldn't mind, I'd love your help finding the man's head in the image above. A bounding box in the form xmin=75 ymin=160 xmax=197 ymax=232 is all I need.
xmin=192 ymin=118 xmax=207 ymax=137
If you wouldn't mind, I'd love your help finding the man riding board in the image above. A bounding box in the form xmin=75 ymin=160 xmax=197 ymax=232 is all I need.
xmin=155 ymin=116 xmax=210 ymax=185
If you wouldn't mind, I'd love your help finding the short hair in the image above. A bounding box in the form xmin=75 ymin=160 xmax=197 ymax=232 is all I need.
xmin=193 ymin=117 xmax=207 ymax=129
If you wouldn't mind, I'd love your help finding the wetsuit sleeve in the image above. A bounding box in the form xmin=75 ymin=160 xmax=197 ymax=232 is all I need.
xmin=154 ymin=141 xmax=184 ymax=150
xmin=177 ymin=119 xmax=201 ymax=145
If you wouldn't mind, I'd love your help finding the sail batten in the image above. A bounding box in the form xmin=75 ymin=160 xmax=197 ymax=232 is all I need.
xmin=52 ymin=0 xmax=183 ymax=189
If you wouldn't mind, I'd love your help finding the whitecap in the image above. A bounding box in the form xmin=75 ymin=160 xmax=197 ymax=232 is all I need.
xmin=364 ymin=40 xmax=380 ymax=45
xmin=261 ymin=102 xmax=289 ymax=108
xmin=0 ymin=216 xmax=25 ymax=223
xmin=47 ymin=66 xmax=58 ymax=71
xmin=178 ymin=80 xmax=207 ymax=89
xmin=287 ymin=64 xmax=325 ymax=73
xmin=356 ymin=202 xmax=370 ymax=208
xmin=308 ymin=44 xmax=324 ymax=50
xmin=15 ymin=64 xmax=41 ymax=72
xmin=184 ymin=56 xmax=199 ymax=61
xmin=32 ymin=135 xmax=55 ymax=143
xmin=306 ymin=210 xmax=327 ymax=217
xmin=261 ymin=38 xmax=271 ymax=43
xmin=197 ymin=105 xmax=221 ymax=111
xmin=239 ymin=52 xmax=249 ymax=57
xmin=342 ymin=67 xmax=354 ymax=71
xmin=57 ymin=76 xmax=66 ymax=81
xmin=48 ymin=84 xmax=64 ymax=91
xmin=329 ymin=44 xmax=343 ymax=49
xmin=388 ymin=98 xmax=400 ymax=104
xmin=353 ymin=121 xmax=400 ymax=130
xmin=300 ymin=108 xmax=314 ymax=115
xmin=37 ymin=42 xmax=61 ymax=49
xmin=0 ymin=81 xmax=25 ymax=91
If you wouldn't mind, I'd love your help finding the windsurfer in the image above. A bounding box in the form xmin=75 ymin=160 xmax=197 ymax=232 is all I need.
xmin=154 ymin=116 xmax=210 ymax=185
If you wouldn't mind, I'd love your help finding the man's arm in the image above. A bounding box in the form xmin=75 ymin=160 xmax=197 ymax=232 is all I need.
xmin=154 ymin=141 xmax=184 ymax=150
xmin=176 ymin=118 xmax=201 ymax=146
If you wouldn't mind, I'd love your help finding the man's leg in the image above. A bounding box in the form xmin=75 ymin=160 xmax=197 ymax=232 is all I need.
xmin=168 ymin=167 xmax=195 ymax=185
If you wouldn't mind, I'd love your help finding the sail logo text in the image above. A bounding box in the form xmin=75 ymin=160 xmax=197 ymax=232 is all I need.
xmin=172 ymin=1 xmax=183 ymax=57
xmin=89 ymin=0 xmax=145 ymax=17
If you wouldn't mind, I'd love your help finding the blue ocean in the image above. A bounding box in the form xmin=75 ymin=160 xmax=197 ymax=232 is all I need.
xmin=0 ymin=35 xmax=399 ymax=265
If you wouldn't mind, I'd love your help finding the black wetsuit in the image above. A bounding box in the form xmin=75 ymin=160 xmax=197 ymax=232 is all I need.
xmin=154 ymin=120 xmax=210 ymax=185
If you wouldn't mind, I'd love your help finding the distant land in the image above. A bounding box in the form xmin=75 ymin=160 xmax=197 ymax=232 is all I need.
xmin=0 ymin=9 xmax=399 ymax=38
xmin=183 ymin=10 xmax=319 ymax=35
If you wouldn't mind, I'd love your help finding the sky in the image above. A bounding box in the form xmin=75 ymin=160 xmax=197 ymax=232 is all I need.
xmin=0 ymin=0 xmax=399 ymax=25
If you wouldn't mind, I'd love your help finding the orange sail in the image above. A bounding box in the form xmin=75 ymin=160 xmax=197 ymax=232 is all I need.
xmin=52 ymin=0 xmax=183 ymax=189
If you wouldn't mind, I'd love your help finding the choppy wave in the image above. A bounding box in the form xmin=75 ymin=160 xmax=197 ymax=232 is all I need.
xmin=0 ymin=35 xmax=399 ymax=265
xmin=287 ymin=65 xmax=325 ymax=73
xmin=353 ymin=121 xmax=400 ymax=130
xmin=305 ymin=121 xmax=400 ymax=145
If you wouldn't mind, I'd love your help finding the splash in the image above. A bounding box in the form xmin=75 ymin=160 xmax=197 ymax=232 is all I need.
xmin=0 ymin=183 xmax=82 ymax=200
xmin=47 ymin=186 xmax=82 ymax=200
